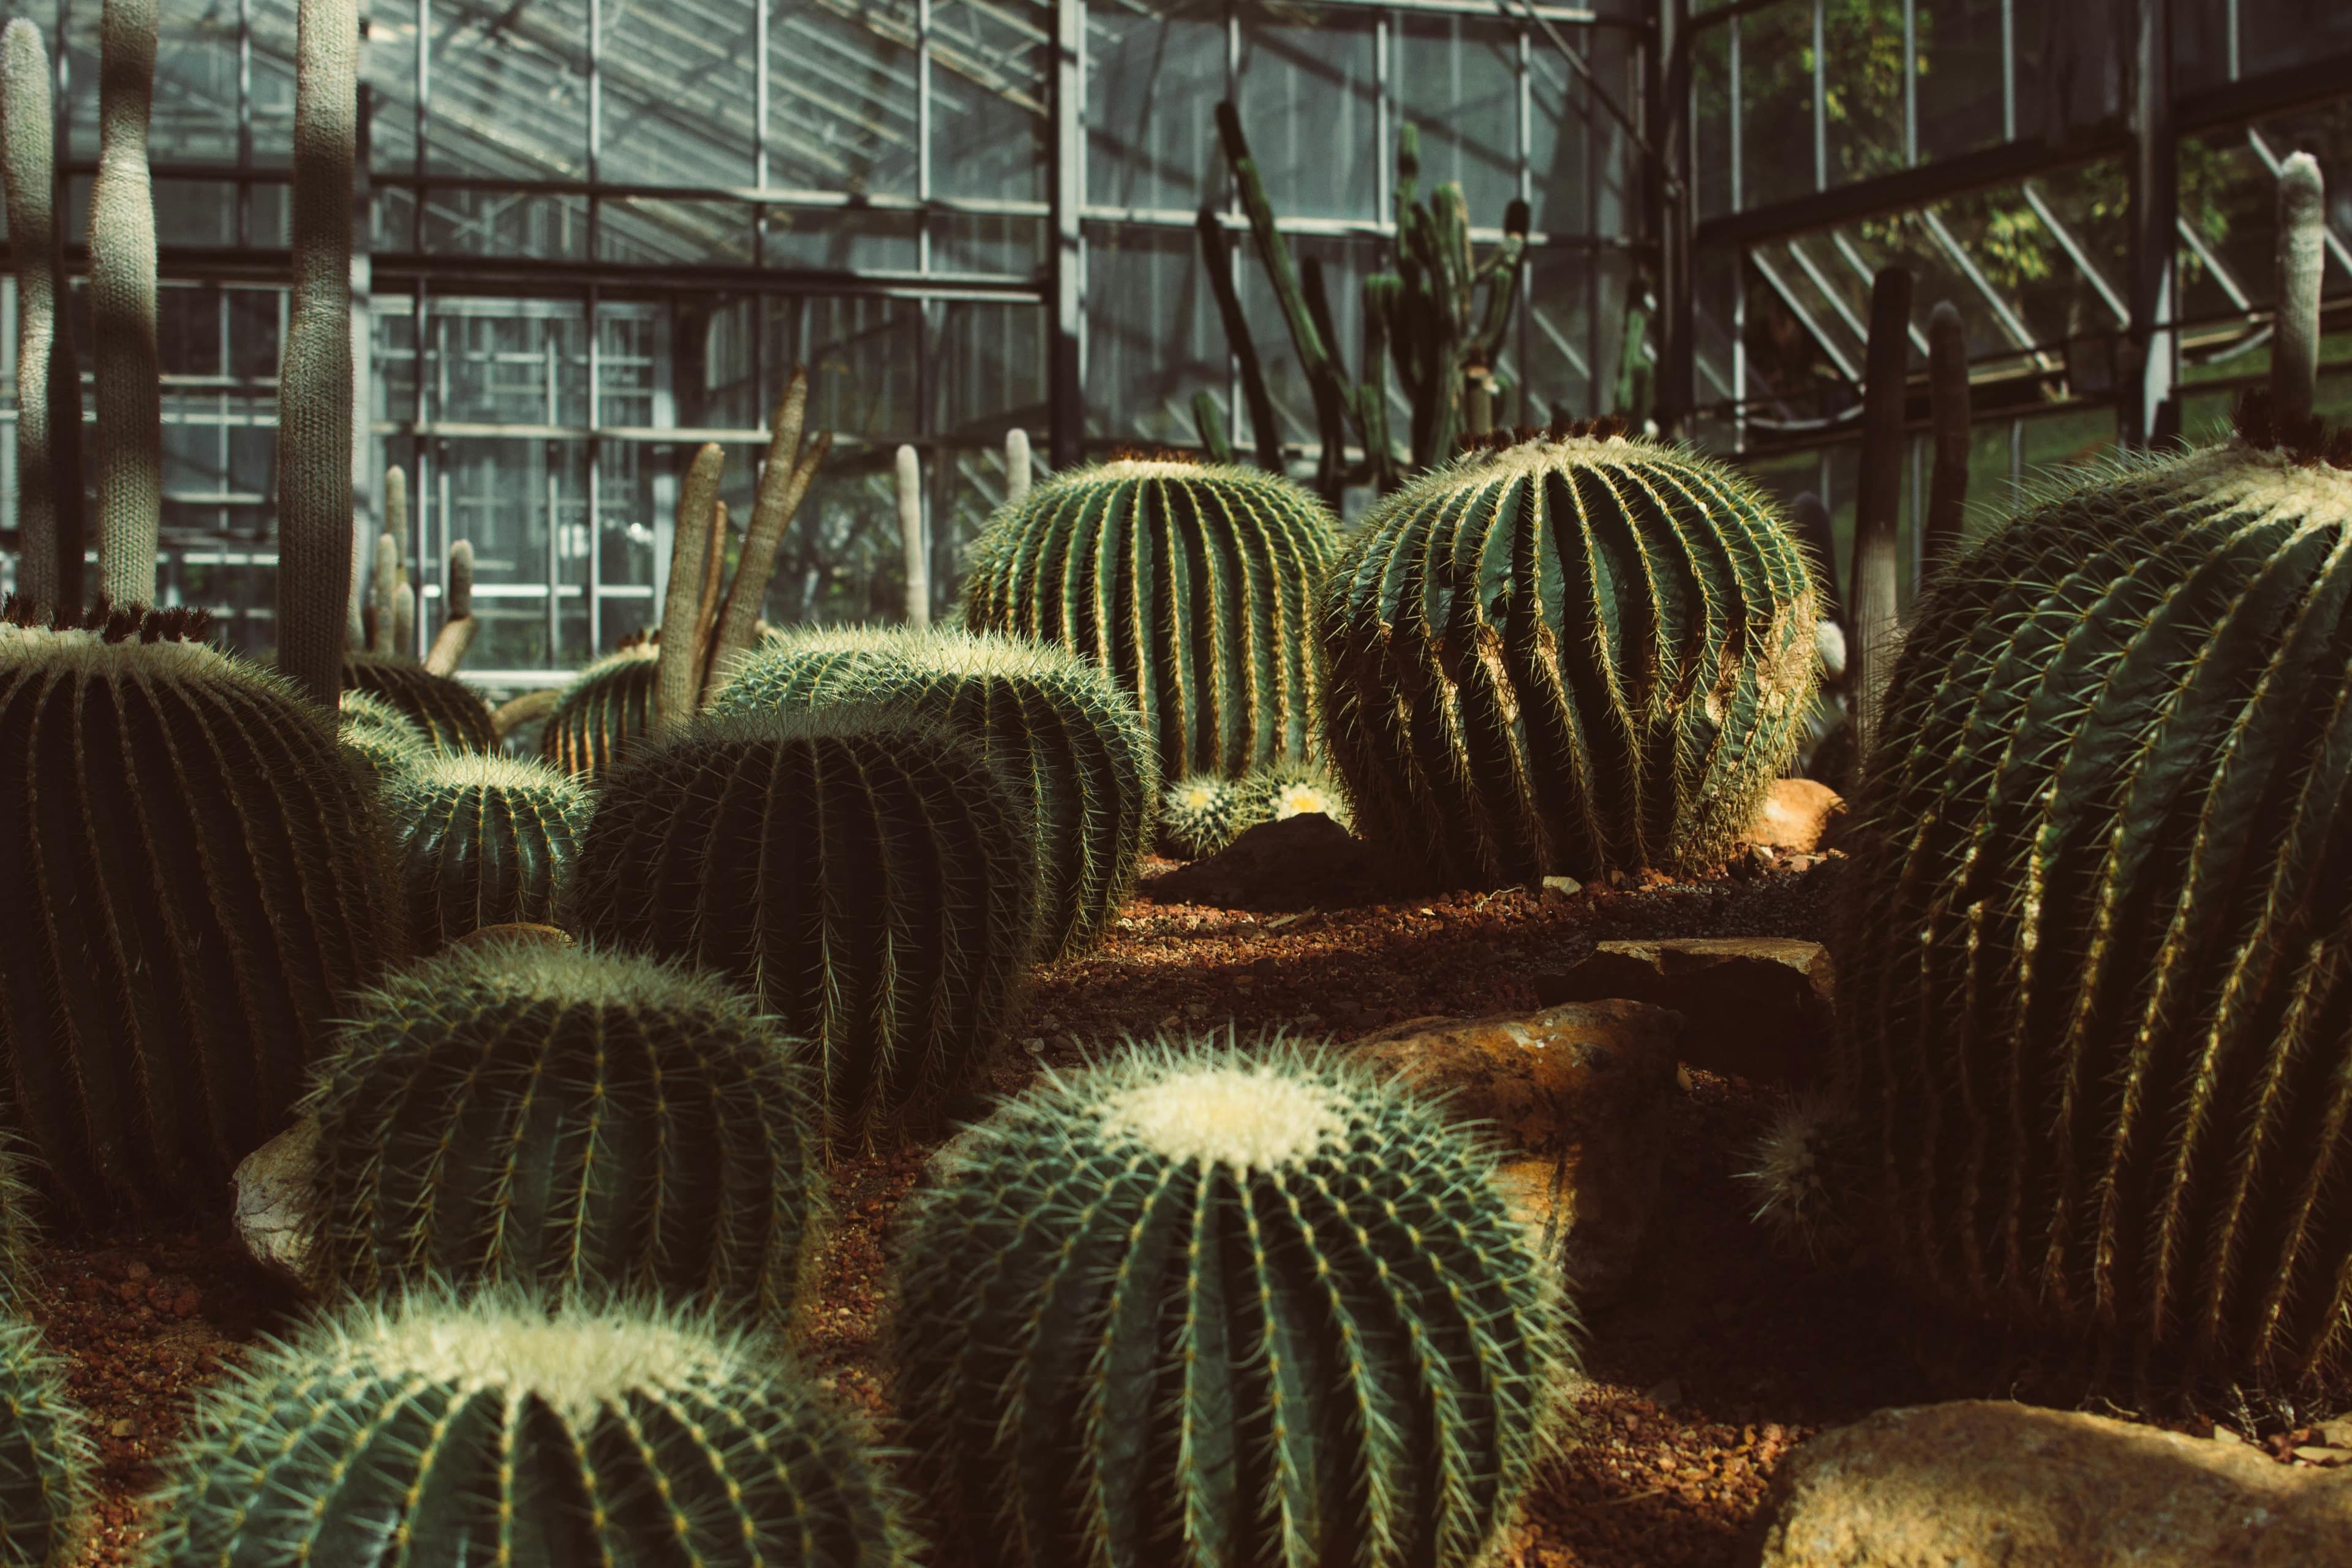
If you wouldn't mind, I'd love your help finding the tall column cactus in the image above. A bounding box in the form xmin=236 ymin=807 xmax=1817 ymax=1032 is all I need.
xmin=895 ymin=443 xmax=929 ymax=627
xmin=2275 ymin=153 xmax=2325 ymax=433
xmin=707 ymin=366 xmax=826 ymax=686
xmin=1003 ymin=425 xmax=1031 ymax=507
xmin=652 ymin=442 xmax=723 ymax=734
xmin=89 ymin=0 xmax=160 ymax=609
xmin=0 ymin=21 xmax=86 ymax=614
xmin=1849 ymin=265 xmax=1911 ymax=758
xmin=1923 ymin=300 xmax=1970 ymax=578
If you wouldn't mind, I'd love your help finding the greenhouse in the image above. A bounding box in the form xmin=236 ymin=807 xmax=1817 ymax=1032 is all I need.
xmin=1 ymin=1 xmax=2350 ymax=1563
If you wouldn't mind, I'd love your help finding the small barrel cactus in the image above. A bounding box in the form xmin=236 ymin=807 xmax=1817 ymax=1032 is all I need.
xmin=541 ymin=639 xmax=657 ymax=778
xmin=1235 ymin=756 xmax=1352 ymax=831
xmin=710 ymin=626 xmax=1155 ymax=958
xmin=304 ymin=941 xmax=821 ymax=1320
xmin=0 ymin=1315 xmax=91 ymax=1565
xmin=0 ymin=599 xmax=396 ymax=1221
xmin=1320 ymin=420 xmax=1817 ymax=887
xmin=342 ymin=649 xmax=496 ymax=752
xmin=570 ymin=707 xmax=1037 ymax=1140
xmin=960 ymin=456 xmax=1341 ymax=777
xmin=336 ymin=688 xmax=428 ymax=790
xmin=1158 ymin=772 xmax=1242 ymax=859
xmin=143 ymin=1292 xmax=916 ymax=1567
xmin=380 ymin=753 xmax=592 ymax=951
xmin=894 ymin=1036 xmax=1572 ymax=1568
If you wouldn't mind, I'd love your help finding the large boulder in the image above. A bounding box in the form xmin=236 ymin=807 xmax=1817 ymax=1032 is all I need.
xmin=230 ymin=1116 xmax=325 ymax=1295
xmin=1752 ymin=1401 xmax=2352 ymax=1567
xmin=1747 ymin=777 xmax=1845 ymax=854
xmin=1537 ymin=937 xmax=1833 ymax=1083
xmin=1352 ymin=1001 xmax=1682 ymax=1305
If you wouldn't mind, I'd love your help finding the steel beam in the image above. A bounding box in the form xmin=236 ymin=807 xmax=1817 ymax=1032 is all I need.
xmin=2124 ymin=0 xmax=2175 ymax=449
xmin=1047 ymin=0 xmax=1082 ymax=469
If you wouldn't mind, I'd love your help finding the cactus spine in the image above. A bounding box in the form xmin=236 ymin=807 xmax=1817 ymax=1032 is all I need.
xmin=961 ymin=456 xmax=1341 ymax=778
xmin=1158 ymin=773 xmax=1243 ymax=859
xmin=712 ymin=626 xmax=1156 ymax=960
xmin=1849 ymin=265 xmax=1911 ymax=756
xmin=1923 ymin=300 xmax=1970 ymax=578
xmin=341 ymin=650 xmax=496 ymax=752
xmin=0 ymin=21 xmax=86 ymax=616
xmin=541 ymin=639 xmax=658 ymax=777
xmin=0 ymin=1315 xmax=91 ymax=1565
xmin=145 ymin=1293 xmax=916 ymax=1567
xmin=89 ymin=0 xmax=159 ymax=611
xmin=894 ymin=1038 xmax=1571 ymax=1568
xmin=1320 ymin=423 xmax=1817 ymax=888
xmin=381 ymin=754 xmax=591 ymax=951
xmin=570 ymin=707 xmax=1036 ymax=1141
xmin=305 ymin=944 xmax=822 ymax=1319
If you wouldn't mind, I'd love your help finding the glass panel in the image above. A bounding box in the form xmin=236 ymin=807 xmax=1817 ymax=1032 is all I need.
xmin=1395 ymin=15 xmax=1519 ymax=228
xmin=932 ymin=0 xmax=1050 ymax=203
xmin=1083 ymin=220 xmax=1225 ymax=448
xmin=1238 ymin=4 xmax=1379 ymax=223
xmin=598 ymin=0 xmax=756 ymax=188
xmin=1917 ymin=0 xmax=2010 ymax=163
xmin=1739 ymin=0 xmax=1819 ymax=213
xmin=427 ymin=0 xmax=590 ymax=180
xmin=1085 ymin=0 xmax=1224 ymax=215
xmin=769 ymin=0 xmax=919 ymax=197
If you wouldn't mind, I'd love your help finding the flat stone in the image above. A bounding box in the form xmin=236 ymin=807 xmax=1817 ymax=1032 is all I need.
xmin=1746 ymin=778 xmax=1845 ymax=854
xmin=1142 ymin=813 xmax=1389 ymax=911
xmin=230 ymin=1116 xmax=325 ymax=1295
xmin=1354 ymin=1001 xmax=1682 ymax=1305
xmin=1536 ymin=937 xmax=1833 ymax=1084
xmin=1753 ymin=1401 xmax=2352 ymax=1568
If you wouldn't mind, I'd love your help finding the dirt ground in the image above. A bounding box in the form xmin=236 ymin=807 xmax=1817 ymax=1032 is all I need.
xmin=23 ymin=850 xmax=2321 ymax=1567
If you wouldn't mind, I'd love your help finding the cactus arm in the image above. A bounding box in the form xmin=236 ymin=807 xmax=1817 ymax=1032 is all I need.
xmin=1469 ymin=200 xmax=1531 ymax=364
xmin=653 ymin=442 xmax=723 ymax=734
xmin=1393 ymin=120 xmax=1420 ymax=217
xmin=1196 ymin=207 xmax=1284 ymax=474
xmin=1191 ymin=391 xmax=1235 ymax=465
xmin=423 ymin=538 xmax=475 ymax=675
xmin=368 ymin=530 xmax=399 ymax=655
xmin=690 ymin=498 xmax=730 ymax=694
xmin=707 ymin=367 xmax=813 ymax=684
xmin=89 ymin=0 xmax=161 ymax=609
xmin=492 ymin=687 xmax=562 ymax=741
xmin=1004 ymin=426 xmax=1031 ymax=507
xmin=1923 ymin=301 xmax=1972 ymax=578
xmin=1 ymin=21 xmax=85 ymax=613
xmin=390 ymin=567 xmax=414 ymax=655
xmin=1611 ymin=287 xmax=1652 ymax=420
xmin=2273 ymin=153 xmax=2325 ymax=429
xmin=1359 ymin=274 xmax=1398 ymax=491
xmin=897 ymin=443 xmax=930 ymax=628
xmin=1850 ymin=265 xmax=1912 ymax=760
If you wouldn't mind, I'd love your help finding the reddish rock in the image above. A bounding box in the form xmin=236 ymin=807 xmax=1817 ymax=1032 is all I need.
xmin=1745 ymin=778 xmax=1844 ymax=854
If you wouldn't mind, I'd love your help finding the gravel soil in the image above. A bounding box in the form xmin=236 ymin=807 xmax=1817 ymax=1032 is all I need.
xmin=21 ymin=849 xmax=2323 ymax=1567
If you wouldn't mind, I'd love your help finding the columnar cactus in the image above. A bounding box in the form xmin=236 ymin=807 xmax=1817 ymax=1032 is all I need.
xmin=89 ymin=0 xmax=160 ymax=611
xmin=303 ymin=943 xmax=821 ymax=1319
xmin=0 ymin=1316 xmax=91 ymax=1566
xmin=0 ymin=600 xmax=394 ymax=1222
xmin=961 ymin=456 xmax=1340 ymax=778
xmin=710 ymin=627 xmax=1155 ymax=958
xmin=143 ymin=1293 xmax=916 ymax=1567
xmin=1320 ymin=421 xmax=1817 ymax=887
xmin=380 ymin=754 xmax=592 ymax=951
xmin=570 ymin=708 xmax=1037 ymax=1140
xmin=541 ymin=641 xmax=658 ymax=778
xmin=894 ymin=1038 xmax=1572 ymax=1568
xmin=1158 ymin=773 xmax=1242 ymax=859
xmin=342 ymin=649 xmax=497 ymax=752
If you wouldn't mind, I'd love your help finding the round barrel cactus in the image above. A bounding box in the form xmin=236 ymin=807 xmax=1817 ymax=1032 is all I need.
xmin=542 ymin=640 xmax=657 ymax=778
xmin=961 ymin=456 xmax=1341 ymax=777
xmin=895 ymin=1037 xmax=1572 ymax=1568
xmin=304 ymin=941 xmax=821 ymax=1321
xmin=144 ymin=1292 xmax=916 ymax=1567
xmin=1235 ymin=756 xmax=1352 ymax=831
xmin=342 ymin=649 xmax=496 ymax=752
xmin=335 ymin=688 xmax=425 ymax=750
xmin=711 ymin=626 xmax=1155 ymax=959
xmin=1838 ymin=406 xmax=2352 ymax=1397
xmin=1158 ymin=772 xmax=1242 ymax=859
xmin=1320 ymin=423 xmax=1817 ymax=887
xmin=335 ymin=709 xmax=424 ymax=791
xmin=381 ymin=753 xmax=592 ymax=951
xmin=570 ymin=707 xmax=1037 ymax=1141
xmin=0 ymin=1315 xmax=91 ymax=1566
xmin=0 ymin=600 xmax=396 ymax=1222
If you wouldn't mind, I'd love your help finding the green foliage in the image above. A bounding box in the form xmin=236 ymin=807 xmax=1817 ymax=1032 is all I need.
xmin=962 ymin=456 xmax=1340 ymax=779
xmin=1837 ymin=431 xmax=2352 ymax=1398
xmin=304 ymin=942 xmax=821 ymax=1321
xmin=144 ymin=1292 xmax=916 ymax=1567
xmin=894 ymin=1036 xmax=1571 ymax=1568
xmin=0 ymin=1315 xmax=91 ymax=1566
xmin=1320 ymin=428 xmax=1818 ymax=888
xmin=380 ymin=753 xmax=591 ymax=952
xmin=0 ymin=604 xmax=396 ymax=1223
xmin=341 ymin=650 xmax=496 ymax=752
xmin=711 ymin=626 xmax=1156 ymax=960
xmin=1158 ymin=773 xmax=1242 ymax=859
xmin=541 ymin=641 xmax=657 ymax=779
xmin=569 ymin=707 xmax=1037 ymax=1142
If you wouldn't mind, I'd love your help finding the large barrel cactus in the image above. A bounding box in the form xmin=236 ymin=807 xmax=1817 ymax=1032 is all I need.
xmin=0 ymin=600 xmax=395 ymax=1222
xmin=342 ymin=649 xmax=496 ymax=752
xmin=0 ymin=1315 xmax=91 ymax=1566
xmin=304 ymin=941 xmax=821 ymax=1321
xmin=1836 ymin=399 xmax=2352 ymax=1398
xmin=570 ymin=708 xmax=1037 ymax=1140
xmin=894 ymin=1037 xmax=1571 ymax=1568
xmin=541 ymin=640 xmax=658 ymax=778
xmin=1320 ymin=422 xmax=1817 ymax=886
xmin=960 ymin=456 xmax=1341 ymax=777
xmin=381 ymin=753 xmax=591 ymax=951
xmin=144 ymin=1292 xmax=916 ymax=1567
xmin=711 ymin=627 xmax=1155 ymax=958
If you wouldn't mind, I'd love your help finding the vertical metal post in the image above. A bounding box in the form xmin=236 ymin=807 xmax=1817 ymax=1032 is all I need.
xmin=1047 ymin=0 xmax=1084 ymax=468
xmin=587 ymin=286 xmax=602 ymax=652
xmin=415 ymin=0 xmax=429 ymax=252
xmin=1728 ymin=17 xmax=1743 ymax=448
xmin=545 ymin=334 xmax=560 ymax=660
xmin=587 ymin=0 xmax=603 ymax=260
xmin=2008 ymin=416 xmax=2024 ymax=505
xmin=1651 ymin=0 xmax=1692 ymax=433
xmin=1901 ymin=0 xmax=1917 ymax=166
xmin=1517 ymin=23 xmax=1532 ymax=425
xmin=2000 ymin=0 xmax=2016 ymax=142
xmin=2226 ymin=0 xmax=2239 ymax=80
xmin=237 ymin=0 xmax=253 ymax=245
xmin=753 ymin=0 xmax=767 ymax=266
xmin=2125 ymin=0 xmax=2175 ymax=449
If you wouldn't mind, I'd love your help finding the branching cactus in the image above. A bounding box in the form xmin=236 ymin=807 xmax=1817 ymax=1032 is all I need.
xmin=143 ymin=1292 xmax=916 ymax=1567
xmin=0 ymin=1316 xmax=92 ymax=1566
xmin=570 ymin=707 xmax=1038 ymax=1142
xmin=0 ymin=599 xmax=395 ymax=1224
xmin=1837 ymin=164 xmax=2352 ymax=1396
xmin=894 ymin=1038 xmax=1573 ymax=1568
xmin=961 ymin=455 xmax=1340 ymax=778
xmin=1235 ymin=756 xmax=1352 ymax=831
xmin=380 ymin=754 xmax=592 ymax=951
xmin=1158 ymin=773 xmax=1242 ymax=859
xmin=1320 ymin=420 xmax=1817 ymax=888
xmin=710 ymin=626 xmax=1155 ymax=959
xmin=303 ymin=943 xmax=822 ymax=1320
xmin=341 ymin=649 xmax=497 ymax=752
xmin=542 ymin=640 xmax=658 ymax=778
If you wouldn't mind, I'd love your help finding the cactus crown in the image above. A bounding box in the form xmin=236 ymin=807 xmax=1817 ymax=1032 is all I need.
xmin=380 ymin=752 xmax=592 ymax=951
xmin=1158 ymin=772 xmax=1243 ymax=859
xmin=0 ymin=1314 xmax=92 ymax=1562
xmin=2231 ymin=383 xmax=2352 ymax=470
xmin=1 ymin=592 xmax=212 ymax=647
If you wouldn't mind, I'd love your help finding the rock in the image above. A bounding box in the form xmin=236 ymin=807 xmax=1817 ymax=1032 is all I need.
xmin=1353 ymin=1001 xmax=1682 ymax=1304
xmin=1143 ymin=813 xmax=1390 ymax=911
xmin=1540 ymin=875 xmax=1583 ymax=903
xmin=450 ymin=921 xmax=575 ymax=951
xmin=1536 ymin=937 xmax=1833 ymax=1083
xmin=1746 ymin=778 xmax=1844 ymax=854
xmin=1752 ymin=1401 xmax=2352 ymax=1568
xmin=230 ymin=1116 xmax=325 ymax=1295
